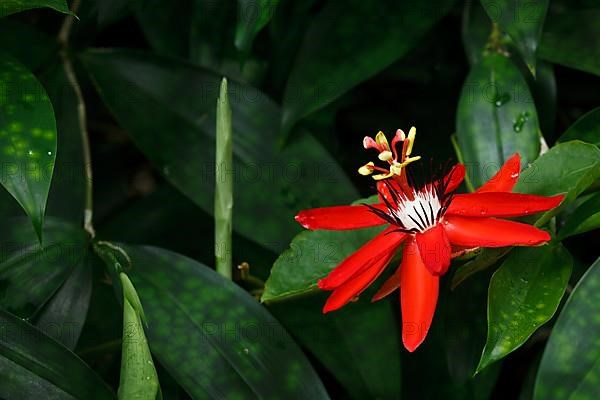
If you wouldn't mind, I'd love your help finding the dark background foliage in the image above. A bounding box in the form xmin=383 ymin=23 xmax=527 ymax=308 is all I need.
xmin=0 ymin=0 xmax=598 ymax=399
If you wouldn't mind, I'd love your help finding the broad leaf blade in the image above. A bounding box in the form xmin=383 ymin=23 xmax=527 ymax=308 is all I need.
xmin=514 ymin=140 xmax=600 ymax=224
xmin=558 ymin=192 xmax=600 ymax=239
xmin=538 ymin=8 xmax=600 ymax=76
xmin=262 ymin=224 xmax=384 ymax=302
xmin=480 ymin=0 xmax=549 ymax=73
xmin=235 ymin=0 xmax=279 ymax=52
xmin=80 ymin=49 xmax=357 ymax=253
xmin=281 ymin=0 xmax=455 ymax=135
xmin=35 ymin=257 xmax=92 ymax=350
xmin=0 ymin=217 xmax=88 ymax=319
xmin=557 ymin=106 xmax=600 ymax=146
xmin=456 ymin=52 xmax=540 ymax=188
xmin=118 ymin=245 xmax=329 ymax=399
xmin=0 ymin=53 xmax=57 ymax=241
xmin=0 ymin=0 xmax=73 ymax=18
xmin=477 ymin=244 xmax=572 ymax=372
xmin=0 ymin=309 xmax=115 ymax=399
xmin=533 ymin=257 xmax=600 ymax=400
xmin=269 ymin=291 xmax=402 ymax=399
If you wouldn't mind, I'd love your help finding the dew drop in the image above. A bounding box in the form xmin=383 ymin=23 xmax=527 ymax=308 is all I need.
xmin=162 ymin=166 xmax=170 ymax=175
xmin=28 ymin=150 xmax=33 ymax=156
xmin=513 ymin=112 xmax=530 ymax=132
xmin=47 ymin=151 xmax=52 ymax=156
xmin=494 ymin=93 xmax=511 ymax=107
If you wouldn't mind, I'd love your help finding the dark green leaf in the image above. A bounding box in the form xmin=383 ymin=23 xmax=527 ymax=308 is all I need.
xmin=0 ymin=20 xmax=58 ymax=70
xmin=480 ymin=0 xmax=549 ymax=73
xmin=118 ymin=273 xmax=160 ymax=400
xmin=281 ymin=0 xmax=455 ymax=135
xmin=514 ymin=140 xmax=600 ymax=224
xmin=558 ymin=191 xmax=600 ymax=239
xmin=456 ymin=52 xmax=540 ymax=188
xmin=558 ymin=106 xmax=600 ymax=146
xmin=235 ymin=0 xmax=279 ymax=52
xmin=262 ymin=199 xmax=383 ymax=302
xmin=133 ymin=0 xmax=191 ymax=58
xmin=0 ymin=53 xmax=58 ymax=241
xmin=0 ymin=309 xmax=115 ymax=399
xmin=35 ymin=258 xmax=92 ymax=350
xmin=477 ymin=244 xmax=572 ymax=372
xmin=451 ymin=247 xmax=510 ymax=289
xmin=80 ymin=49 xmax=357 ymax=253
xmin=0 ymin=0 xmax=73 ymax=18
xmin=269 ymin=290 xmax=402 ymax=400
xmin=533 ymin=257 xmax=600 ymax=400
xmin=538 ymin=8 xmax=600 ymax=76
xmin=461 ymin=0 xmax=492 ymax=66
xmin=111 ymin=245 xmax=329 ymax=399
xmin=0 ymin=217 xmax=88 ymax=319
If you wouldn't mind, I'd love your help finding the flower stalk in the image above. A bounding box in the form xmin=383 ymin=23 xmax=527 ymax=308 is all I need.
xmin=215 ymin=78 xmax=233 ymax=279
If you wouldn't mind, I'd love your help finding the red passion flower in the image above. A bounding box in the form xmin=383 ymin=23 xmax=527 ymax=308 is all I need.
xmin=295 ymin=128 xmax=564 ymax=352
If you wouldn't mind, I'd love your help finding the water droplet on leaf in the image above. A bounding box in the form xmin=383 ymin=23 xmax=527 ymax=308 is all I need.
xmin=513 ymin=112 xmax=530 ymax=132
xmin=494 ymin=93 xmax=511 ymax=107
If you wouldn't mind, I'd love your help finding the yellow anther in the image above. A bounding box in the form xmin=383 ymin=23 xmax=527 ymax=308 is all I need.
xmin=372 ymin=171 xmax=393 ymax=180
xmin=396 ymin=129 xmax=406 ymax=141
xmin=375 ymin=131 xmax=389 ymax=148
xmin=406 ymin=126 xmax=416 ymax=156
xmin=378 ymin=150 xmax=393 ymax=162
xmin=358 ymin=162 xmax=375 ymax=176
xmin=400 ymin=155 xmax=421 ymax=167
xmin=390 ymin=163 xmax=403 ymax=176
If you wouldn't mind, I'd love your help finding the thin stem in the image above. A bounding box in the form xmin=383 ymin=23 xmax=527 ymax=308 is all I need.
xmin=58 ymin=0 xmax=95 ymax=238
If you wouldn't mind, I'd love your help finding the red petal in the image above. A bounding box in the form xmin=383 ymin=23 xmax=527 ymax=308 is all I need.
xmin=377 ymin=177 xmax=412 ymax=204
xmin=444 ymin=163 xmax=465 ymax=194
xmin=318 ymin=227 xmax=406 ymax=290
xmin=400 ymin=238 xmax=439 ymax=352
xmin=476 ymin=153 xmax=521 ymax=193
xmin=323 ymin=251 xmax=395 ymax=313
xmin=415 ymin=224 xmax=451 ymax=276
xmin=443 ymin=215 xmax=551 ymax=248
xmin=371 ymin=267 xmax=401 ymax=302
xmin=295 ymin=204 xmax=387 ymax=230
xmin=447 ymin=193 xmax=565 ymax=218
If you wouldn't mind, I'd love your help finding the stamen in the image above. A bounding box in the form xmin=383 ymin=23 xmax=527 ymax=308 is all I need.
xmin=406 ymin=126 xmax=416 ymax=156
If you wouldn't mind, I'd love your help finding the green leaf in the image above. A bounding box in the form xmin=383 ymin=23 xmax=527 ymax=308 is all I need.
xmin=480 ymin=0 xmax=549 ymax=73
xmin=558 ymin=191 xmax=600 ymax=239
xmin=281 ymin=0 xmax=455 ymax=135
xmin=477 ymin=244 xmax=572 ymax=373
xmin=107 ymin=245 xmax=329 ymax=399
xmin=456 ymin=52 xmax=540 ymax=188
xmin=0 ymin=309 xmax=115 ymax=399
xmin=262 ymin=211 xmax=383 ymax=302
xmin=0 ymin=0 xmax=73 ymax=18
xmin=451 ymin=247 xmax=511 ymax=289
xmin=533 ymin=257 xmax=600 ymax=400
xmin=235 ymin=0 xmax=279 ymax=53
xmin=461 ymin=0 xmax=493 ymax=66
xmin=514 ymin=140 xmax=600 ymax=224
xmin=0 ymin=53 xmax=58 ymax=241
xmin=35 ymin=258 xmax=92 ymax=350
xmin=118 ymin=273 xmax=160 ymax=400
xmin=558 ymin=106 xmax=600 ymax=146
xmin=538 ymin=8 xmax=600 ymax=77
xmin=215 ymin=78 xmax=233 ymax=280
xmin=269 ymin=291 xmax=402 ymax=399
xmin=80 ymin=49 xmax=357 ymax=253
xmin=133 ymin=0 xmax=191 ymax=58
xmin=0 ymin=217 xmax=88 ymax=319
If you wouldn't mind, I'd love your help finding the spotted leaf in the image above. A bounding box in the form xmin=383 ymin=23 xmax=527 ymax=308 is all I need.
xmin=534 ymin=257 xmax=600 ymax=400
xmin=0 ymin=53 xmax=57 ymax=242
xmin=476 ymin=244 xmax=572 ymax=372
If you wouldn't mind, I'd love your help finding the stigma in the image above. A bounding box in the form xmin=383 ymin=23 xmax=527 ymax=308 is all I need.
xmin=358 ymin=127 xmax=421 ymax=180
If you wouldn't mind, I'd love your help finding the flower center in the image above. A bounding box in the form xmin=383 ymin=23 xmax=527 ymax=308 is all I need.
xmin=387 ymin=186 xmax=442 ymax=232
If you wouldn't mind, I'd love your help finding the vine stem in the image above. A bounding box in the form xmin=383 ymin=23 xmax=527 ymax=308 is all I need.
xmin=57 ymin=0 xmax=95 ymax=238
